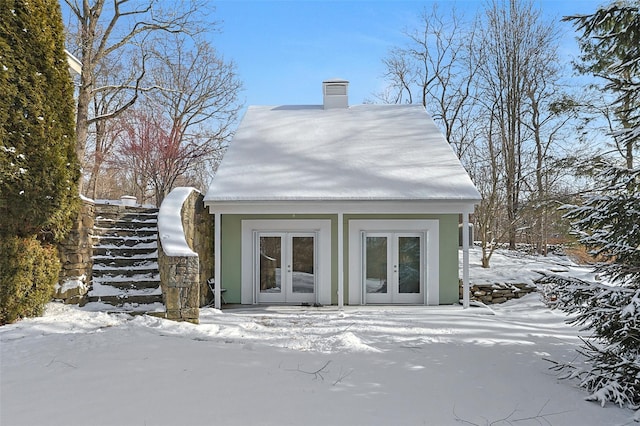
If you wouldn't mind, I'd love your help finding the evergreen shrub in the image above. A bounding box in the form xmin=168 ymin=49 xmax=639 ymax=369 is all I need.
xmin=0 ymin=0 xmax=80 ymax=242
xmin=0 ymin=236 xmax=60 ymax=325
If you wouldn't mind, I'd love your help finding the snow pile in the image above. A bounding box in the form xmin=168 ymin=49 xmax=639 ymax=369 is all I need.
xmin=53 ymin=274 xmax=88 ymax=295
xmin=157 ymin=187 xmax=199 ymax=257
xmin=465 ymin=247 xmax=597 ymax=287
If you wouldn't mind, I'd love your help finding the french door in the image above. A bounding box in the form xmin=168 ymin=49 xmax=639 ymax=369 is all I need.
xmin=364 ymin=232 xmax=424 ymax=304
xmin=257 ymin=232 xmax=316 ymax=304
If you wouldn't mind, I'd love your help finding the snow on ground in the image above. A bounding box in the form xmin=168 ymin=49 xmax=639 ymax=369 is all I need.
xmin=1 ymin=248 xmax=637 ymax=426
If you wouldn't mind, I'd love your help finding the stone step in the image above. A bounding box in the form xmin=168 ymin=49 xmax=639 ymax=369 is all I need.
xmin=94 ymin=217 xmax=158 ymax=230
xmin=92 ymin=256 xmax=158 ymax=268
xmin=81 ymin=302 xmax=165 ymax=316
xmin=90 ymin=203 xmax=162 ymax=313
xmin=93 ymin=226 xmax=157 ymax=238
xmin=92 ymin=279 xmax=161 ymax=290
xmin=86 ymin=294 xmax=164 ymax=306
xmin=92 ymin=236 xmax=157 ymax=248
xmin=95 ymin=211 xmax=158 ymax=221
xmin=94 ymin=214 xmax=158 ymax=226
xmin=92 ymin=267 xmax=159 ymax=278
xmin=94 ymin=204 xmax=158 ymax=214
xmin=92 ymin=246 xmax=158 ymax=257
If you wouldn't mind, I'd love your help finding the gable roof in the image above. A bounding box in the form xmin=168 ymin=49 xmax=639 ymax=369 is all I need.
xmin=204 ymin=104 xmax=481 ymax=203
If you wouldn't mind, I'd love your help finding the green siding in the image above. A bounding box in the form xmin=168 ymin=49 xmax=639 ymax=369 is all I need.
xmin=220 ymin=215 xmax=243 ymax=303
xmin=218 ymin=213 xmax=460 ymax=305
xmin=437 ymin=215 xmax=461 ymax=304
xmin=220 ymin=214 xmax=338 ymax=304
xmin=342 ymin=214 xmax=460 ymax=304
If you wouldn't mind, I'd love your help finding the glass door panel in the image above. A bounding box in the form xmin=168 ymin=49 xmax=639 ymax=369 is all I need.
xmin=259 ymin=236 xmax=281 ymax=294
xmin=363 ymin=232 xmax=424 ymax=304
xmin=398 ymin=236 xmax=421 ymax=294
xmin=257 ymin=233 xmax=316 ymax=303
xmin=365 ymin=236 xmax=388 ymax=294
xmin=291 ymin=236 xmax=315 ymax=294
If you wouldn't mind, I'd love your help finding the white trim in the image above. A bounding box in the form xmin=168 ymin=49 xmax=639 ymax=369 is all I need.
xmin=462 ymin=212 xmax=470 ymax=309
xmin=65 ymin=49 xmax=82 ymax=76
xmin=362 ymin=232 xmax=425 ymax=304
xmin=241 ymin=220 xmax=332 ymax=305
xmin=214 ymin=213 xmax=221 ymax=309
xmin=254 ymin=232 xmax=317 ymax=304
xmin=360 ymin=231 xmax=366 ymax=305
xmin=205 ymin=200 xmax=476 ymax=215
xmin=348 ymin=220 xmax=439 ymax=305
xmin=337 ymin=212 xmax=344 ymax=310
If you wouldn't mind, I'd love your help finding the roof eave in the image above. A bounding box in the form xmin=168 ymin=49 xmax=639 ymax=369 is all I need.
xmin=203 ymin=198 xmax=480 ymax=215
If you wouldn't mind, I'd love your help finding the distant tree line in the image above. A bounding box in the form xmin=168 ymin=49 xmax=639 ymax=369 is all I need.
xmin=378 ymin=0 xmax=637 ymax=267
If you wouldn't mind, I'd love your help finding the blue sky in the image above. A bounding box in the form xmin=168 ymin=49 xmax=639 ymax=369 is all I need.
xmin=212 ymin=0 xmax=606 ymax=108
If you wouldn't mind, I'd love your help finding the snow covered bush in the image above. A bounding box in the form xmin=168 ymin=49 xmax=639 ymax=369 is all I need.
xmin=0 ymin=236 xmax=59 ymax=325
xmin=540 ymin=164 xmax=640 ymax=413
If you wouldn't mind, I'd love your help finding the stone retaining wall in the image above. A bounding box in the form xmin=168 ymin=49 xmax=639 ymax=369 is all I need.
xmin=158 ymin=188 xmax=214 ymax=323
xmin=54 ymin=198 xmax=94 ymax=304
xmin=459 ymin=281 xmax=537 ymax=304
xmin=160 ymin=255 xmax=200 ymax=322
xmin=179 ymin=191 xmax=214 ymax=307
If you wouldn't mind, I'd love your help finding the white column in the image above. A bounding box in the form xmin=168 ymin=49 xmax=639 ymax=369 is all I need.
xmin=214 ymin=212 xmax=221 ymax=310
xmin=337 ymin=212 xmax=344 ymax=310
xmin=462 ymin=212 xmax=470 ymax=309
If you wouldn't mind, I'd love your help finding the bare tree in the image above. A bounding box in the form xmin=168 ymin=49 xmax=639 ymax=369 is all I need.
xmin=116 ymin=35 xmax=242 ymax=205
xmin=471 ymin=106 xmax=509 ymax=267
xmin=62 ymin=0 xmax=207 ymax=193
xmin=378 ymin=4 xmax=480 ymax=158
xmin=84 ymin=49 xmax=137 ymax=199
xmin=475 ymin=0 xmax=564 ymax=252
xmin=379 ymin=1 xmax=571 ymax=266
xmin=521 ymin=59 xmax=574 ymax=255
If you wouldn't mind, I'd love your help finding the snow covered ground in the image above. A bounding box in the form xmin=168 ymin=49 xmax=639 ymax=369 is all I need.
xmin=1 ymin=248 xmax=637 ymax=425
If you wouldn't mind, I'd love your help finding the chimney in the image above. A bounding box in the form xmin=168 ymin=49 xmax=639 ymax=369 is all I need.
xmin=323 ymin=78 xmax=349 ymax=109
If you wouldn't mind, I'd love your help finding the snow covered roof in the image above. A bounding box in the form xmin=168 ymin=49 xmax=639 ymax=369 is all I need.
xmin=204 ymin=104 xmax=481 ymax=204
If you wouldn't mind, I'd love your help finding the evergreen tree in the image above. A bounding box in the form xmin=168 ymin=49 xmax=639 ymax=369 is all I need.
xmin=541 ymin=2 xmax=640 ymax=415
xmin=542 ymin=163 xmax=640 ymax=407
xmin=563 ymin=0 xmax=640 ymax=168
xmin=0 ymin=0 xmax=80 ymax=242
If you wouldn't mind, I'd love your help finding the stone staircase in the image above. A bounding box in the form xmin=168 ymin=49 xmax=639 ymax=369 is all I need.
xmin=86 ymin=203 xmax=164 ymax=312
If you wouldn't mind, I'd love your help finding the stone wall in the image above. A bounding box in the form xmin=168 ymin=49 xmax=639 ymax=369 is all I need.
xmin=459 ymin=281 xmax=536 ymax=304
xmin=160 ymin=255 xmax=200 ymax=322
xmin=158 ymin=187 xmax=214 ymax=323
xmin=179 ymin=191 xmax=214 ymax=307
xmin=55 ymin=198 xmax=94 ymax=304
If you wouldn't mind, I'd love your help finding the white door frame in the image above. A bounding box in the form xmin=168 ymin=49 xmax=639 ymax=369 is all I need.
xmin=255 ymin=232 xmax=317 ymax=304
xmin=348 ymin=220 xmax=439 ymax=305
xmin=363 ymin=232 xmax=425 ymax=304
xmin=241 ymin=220 xmax=332 ymax=305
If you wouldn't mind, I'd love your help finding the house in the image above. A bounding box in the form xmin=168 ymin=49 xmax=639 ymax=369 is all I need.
xmin=65 ymin=49 xmax=82 ymax=76
xmin=203 ymin=79 xmax=481 ymax=308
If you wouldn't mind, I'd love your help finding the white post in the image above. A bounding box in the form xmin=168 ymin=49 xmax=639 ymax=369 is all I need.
xmin=462 ymin=212 xmax=470 ymax=309
xmin=337 ymin=212 xmax=344 ymax=310
xmin=214 ymin=212 xmax=221 ymax=310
